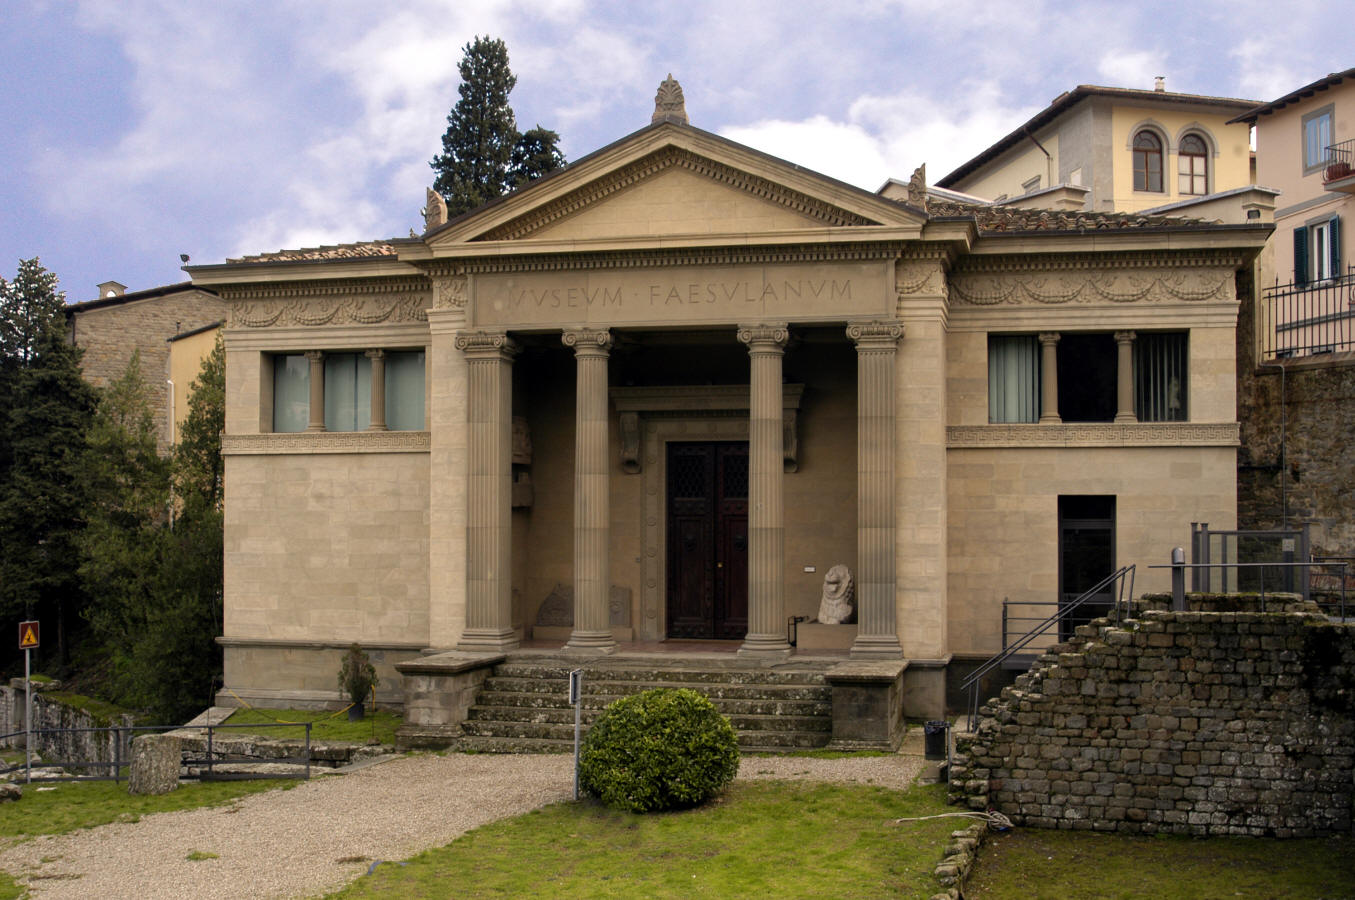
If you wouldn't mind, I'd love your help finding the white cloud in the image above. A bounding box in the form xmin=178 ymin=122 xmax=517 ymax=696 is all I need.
xmin=1096 ymin=50 xmax=1168 ymax=91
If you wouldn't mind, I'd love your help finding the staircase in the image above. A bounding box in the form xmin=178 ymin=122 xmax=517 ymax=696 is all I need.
xmin=458 ymin=654 xmax=835 ymax=753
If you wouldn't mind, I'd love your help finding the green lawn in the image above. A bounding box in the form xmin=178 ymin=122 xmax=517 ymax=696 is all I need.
xmin=212 ymin=707 xmax=402 ymax=745
xmin=967 ymin=827 xmax=1355 ymax=899
xmin=331 ymin=780 xmax=958 ymax=899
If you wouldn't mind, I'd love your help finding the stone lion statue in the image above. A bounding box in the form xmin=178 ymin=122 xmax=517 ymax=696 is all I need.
xmin=817 ymin=564 xmax=855 ymax=625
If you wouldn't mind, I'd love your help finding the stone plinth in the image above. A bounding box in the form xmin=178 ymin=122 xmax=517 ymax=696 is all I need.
xmin=128 ymin=734 xmax=181 ymax=796
xmin=394 ymin=651 xmax=504 ymax=749
xmin=824 ymin=659 xmax=907 ymax=750
xmin=796 ymin=622 xmax=857 ymax=650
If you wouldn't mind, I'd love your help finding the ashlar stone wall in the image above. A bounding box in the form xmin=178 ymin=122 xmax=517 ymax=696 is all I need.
xmin=949 ymin=594 xmax=1354 ymax=837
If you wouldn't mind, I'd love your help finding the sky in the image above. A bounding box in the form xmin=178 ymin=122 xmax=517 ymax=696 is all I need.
xmin=1 ymin=0 xmax=1349 ymax=303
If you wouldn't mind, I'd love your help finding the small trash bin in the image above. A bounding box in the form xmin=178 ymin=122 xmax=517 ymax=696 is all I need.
xmin=923 ymin=720 xmax=950 ymax=760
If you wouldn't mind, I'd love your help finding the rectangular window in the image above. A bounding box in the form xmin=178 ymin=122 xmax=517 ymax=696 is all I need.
xmin=324 ymin=353 xmax=372 ymax=432
xmin=385 ymin=350 xmax=426 ymax=431
xmin=1134 ymin=332 xmax=1188 ymax=422
xmin=1056 ymin=332 xmax=1116 ymax=422
xmin=1302 ymin=105 xmax=1334 ymax=173
xmin=988 ymin=334 xmax=1040 ymax=423
xmin=1295 ymin=216 xmax=1343 ymax=285
xmin=272 ymin=355 xmax=310 ymax=432
xmin=1177 ymin=155 xmax=1206 ymax=195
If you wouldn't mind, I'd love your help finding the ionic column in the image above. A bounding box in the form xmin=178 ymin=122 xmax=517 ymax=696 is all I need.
xmin=737 ymin=323 xmax=792 ymax=659
xmin=1038 ymin=332 xmax=1061 ymax=424
xmin=366 ymin=349 xmax=387 ymax=431
xmin=563 ymin=328 xmax=616 ymax=654
xmin=848 ymin=321 xmax=905 ymax=659
xmin=454 ymin=331 xmax=519 ymax=652
xmin=305 ymin=350 xmax=325 ymax=432
xmin=1114 ymin=331 xmax=1137 ymax=423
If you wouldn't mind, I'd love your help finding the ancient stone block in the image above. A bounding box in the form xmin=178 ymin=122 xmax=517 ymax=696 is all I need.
xmin=128 ymin=734 xmax=180 ymax=796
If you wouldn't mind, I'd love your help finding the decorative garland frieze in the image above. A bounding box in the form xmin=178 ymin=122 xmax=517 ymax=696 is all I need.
xmin=224 ymin=277 xmax=432 ymax=328
xmin=222 ymin=431 xmax=430 ymax=455
xmin=950 ymin=268 xmax=1234 ymax=306
xmin=477 ymin=147 xmax=876 ymax=242
xmin=946 ymin=422 xmax=1239 ymax=448
xmin=431 ymin=272 xmax=468 ymax=309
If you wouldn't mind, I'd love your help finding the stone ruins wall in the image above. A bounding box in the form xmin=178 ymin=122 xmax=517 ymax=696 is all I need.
xmin=949 ymin=594 xmax=1354 ymax=837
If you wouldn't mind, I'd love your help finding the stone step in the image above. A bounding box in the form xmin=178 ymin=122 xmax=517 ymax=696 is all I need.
xmin=466 ymin=705 xmax=830 ymax=733
xmin=491 ymin=662 xmax=829 ymax=686
xmin=478 ymin=677 xmax=831 ymax=702
xmin=472 ymin=691 xmax=831 ymax=717
xmin=456 ymin=727 xmax=829 ymax=753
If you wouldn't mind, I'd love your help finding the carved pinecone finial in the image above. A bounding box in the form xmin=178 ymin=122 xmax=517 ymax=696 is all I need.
xmin=423 ymin=187 xmax=448 ymax=232
xmin=652 ymin=74 xmax=688 ymax=125
xmin=907 ymin=164 xmax=927 ymax=206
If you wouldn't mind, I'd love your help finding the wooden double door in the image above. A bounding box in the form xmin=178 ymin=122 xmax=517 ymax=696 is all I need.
xmin=666 ymin=442 xmax=748 ymax=640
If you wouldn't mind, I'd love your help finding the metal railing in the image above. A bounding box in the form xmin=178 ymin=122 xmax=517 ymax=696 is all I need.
xmin=0 ymin=721 xmax=312 ymax=784
xmin=1190 ymin=523 xmax=1310 ymax=599
xmin=1260 ymin=269 xmax=1355 ymax=359
xmin=1323 ymin=138 xmax=1354 ymax=179
xmin=1155 ymin=558 xmax=1347 ymax=619
xmin=961 ymin=565 xmax=1135 ymax=731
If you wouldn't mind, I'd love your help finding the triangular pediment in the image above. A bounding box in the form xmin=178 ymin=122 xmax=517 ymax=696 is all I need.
xmin=422 ymin=123 xmax=925 ymax=250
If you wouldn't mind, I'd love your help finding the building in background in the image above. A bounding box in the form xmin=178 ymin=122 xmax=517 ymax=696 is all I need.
xmin=66 ymin=282 xmax=225 ymax=451
xmin=937 ymin=82 xmax=1262 ymax=216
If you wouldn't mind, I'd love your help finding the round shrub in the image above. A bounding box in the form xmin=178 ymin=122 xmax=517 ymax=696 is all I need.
xmin=579 ymin=687 xmax=739 ymax=813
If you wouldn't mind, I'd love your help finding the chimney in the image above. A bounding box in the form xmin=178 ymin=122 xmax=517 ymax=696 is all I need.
xmin=97 ymin=280 xmax=127 ymax=299
xmin=1154 ymin=76 xmax=1165 ymax=92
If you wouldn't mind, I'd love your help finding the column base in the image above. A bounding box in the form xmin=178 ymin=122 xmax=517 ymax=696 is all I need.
xmin=737 ymin=633 xmax=792 ymax=660
xmin=1037 ymin=414 xmax=1062 ymax=424
xmin=563 ymin=630 xmax=618 ymax=655
xmin=1113 ymin=413 xmax=1137 ymax=423
xmin=849 ymin=634 xmax=905 ymax=659
xmin=455 ymin=629 xmax=521 ymax=653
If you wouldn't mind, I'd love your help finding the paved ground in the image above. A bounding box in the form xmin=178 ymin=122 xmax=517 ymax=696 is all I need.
xmin=0 ymin=749 xmax=927 ymax=899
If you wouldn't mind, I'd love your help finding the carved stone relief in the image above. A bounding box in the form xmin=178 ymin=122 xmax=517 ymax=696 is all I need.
xmin=431 ymin=273 xmax=468 ymax=309
xmin=950 ymin=269 xmax=1234 ymax=306
xmin=816 ymin=564 xmax=856 ymax=624
xmin=230 ymin=293 xmax=429 ymax=328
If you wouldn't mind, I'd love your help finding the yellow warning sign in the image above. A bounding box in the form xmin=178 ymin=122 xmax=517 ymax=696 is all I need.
xmin=18 ymin=621 xmax=38 ymax=650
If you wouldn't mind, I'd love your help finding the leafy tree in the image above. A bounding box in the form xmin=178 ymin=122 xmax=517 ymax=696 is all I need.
xmin=431 ymin=36 xmax=566 ymax=215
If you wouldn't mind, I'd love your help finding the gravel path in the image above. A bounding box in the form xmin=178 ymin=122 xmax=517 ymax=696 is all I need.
xmin=0 ymin=751 xmax=925 ymax=899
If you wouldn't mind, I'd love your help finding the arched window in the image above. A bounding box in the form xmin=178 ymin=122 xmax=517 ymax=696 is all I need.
xmin=1178 ymin=133 xmax=1208 ymax=195
xmin=1133 ymin=131 xmax=1163 ymax=192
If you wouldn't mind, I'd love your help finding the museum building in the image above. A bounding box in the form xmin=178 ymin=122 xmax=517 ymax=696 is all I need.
xmin=188 ymin=82 xmax=1270 ymax=719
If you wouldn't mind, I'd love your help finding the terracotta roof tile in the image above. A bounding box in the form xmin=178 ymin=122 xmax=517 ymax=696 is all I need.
xmin=227 ymin=240 xmax=400 ymax=263
xmin=922 ymin=197 xmax=1213 ymax=232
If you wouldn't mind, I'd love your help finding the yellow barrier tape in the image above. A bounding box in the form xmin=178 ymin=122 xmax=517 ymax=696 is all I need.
xmin=223 ymin=687 xmax=368 ymax=725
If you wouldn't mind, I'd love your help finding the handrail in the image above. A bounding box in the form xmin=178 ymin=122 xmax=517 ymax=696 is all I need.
xmin=961 ymin=565 xmax=1135 ymax=732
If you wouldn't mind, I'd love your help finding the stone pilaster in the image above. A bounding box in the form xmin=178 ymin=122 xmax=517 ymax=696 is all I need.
xmin=737 ymin=323 xmax=792 ymax=659
xmin=427 ymin=299 xmax=468 ymax=650
xmin=1114 ymin=331 xmax=1137 ymax=423
xmin=848 ymin=321 xmax=905 ymax=659
xmin=1038 ymin=332 xmax=1061 ymax=424
xmin=366 ymin=349 xmax=387 ymax=431
xmin=454 ymin=330 xmax=519 ymax=652
xmin=562 ymin=328 xmax=616 ymax=654
xmin=305 ymin=350 xmax=325 ymax=432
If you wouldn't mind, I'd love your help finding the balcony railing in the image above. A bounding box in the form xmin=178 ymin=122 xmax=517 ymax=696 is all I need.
xmin=1260 ymin=269 xmax=1355 ymax=359
xmin=1324 ymin=139 xmax=1355 ymax=188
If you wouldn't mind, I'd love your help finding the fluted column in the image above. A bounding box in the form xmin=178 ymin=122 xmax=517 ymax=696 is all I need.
xmin=737 ymin=323 xmax=792 ymax=659
xmin=1114 ymin=331 xmax=1137 ymax=423
xmin=454 ymin=331 xmax=519 ymax=652
xmin=563 ymin=328 xmax=617 ymax=654
xmin=848 ymin=321 xmax=905 ymax=658
xmin=305 ymin=350 xmax=325 ymax=432
xmin=366 ymin=349 xmax=387 ymax=431
xmin=1038 ymin=332 xmax=1061 ymax=424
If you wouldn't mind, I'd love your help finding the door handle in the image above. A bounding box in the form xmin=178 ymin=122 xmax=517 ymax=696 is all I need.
xmin=716 ymin=561 xmax=723 ymax=568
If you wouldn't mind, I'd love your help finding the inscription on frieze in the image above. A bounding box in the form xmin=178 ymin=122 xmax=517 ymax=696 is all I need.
xmin=473 ymin=261 xmax=890 ymax=327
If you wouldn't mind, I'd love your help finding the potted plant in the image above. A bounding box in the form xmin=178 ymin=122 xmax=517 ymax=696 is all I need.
xmin=337 ymin=643 xmax=378 ymax=721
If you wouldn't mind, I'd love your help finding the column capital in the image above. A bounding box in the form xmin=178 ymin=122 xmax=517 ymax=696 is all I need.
xmin=1114 ymin=330 xmax=1137 ymax=344
xmin=562 ymin=327 xmax=614 ymax=356
xmin=304 ymin=349 xmax=324 ymax=362
xmin=1038 ymin=331 xmax=1061 ymax=346
xmin=455 ymin=330 xmax=519 ymax=359
xmin=847 ymin=320 xmax=904 ymax=348
xmin=365 ymin=348 xmax=386 ymax=360
xmin=737 ymin=322 xmax=789 ymax=350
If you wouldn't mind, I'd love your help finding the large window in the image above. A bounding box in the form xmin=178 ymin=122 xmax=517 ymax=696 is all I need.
xmin=1178 ymin=134 xmax=1208 ymax=195
xmin=1302 ymin=105 xmax=1334 ymax=173
xmin=988 ymin=334 xmax=1040 ymax=423
xmin=1133 ymin=131 xmax=1163 ymax=192
xmin=270 ymin=348 xmax=426 ymax=432
xmin=1294 ymin=215 xmax=1342 ymax=285
xmin=1056 ymin=333 xmax=1117 ymax=422
xmin=1134 ymin=332 xmax=1188 ymax=421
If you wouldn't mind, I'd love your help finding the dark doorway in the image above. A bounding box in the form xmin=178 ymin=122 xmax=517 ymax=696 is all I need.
xmin=1058 ymin=495 xmax=1116 ymax=641
xmin=1056 ymin=332 xmax=1117 ymax=422
xmin=666 ymin=442 xmax=748 ymax=639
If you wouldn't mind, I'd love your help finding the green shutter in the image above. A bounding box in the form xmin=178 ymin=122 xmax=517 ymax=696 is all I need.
xmin=1294 ymin=227 xmax=1309 ymax=286
xmin=1330 ymin=216 xmax=1342 ymax=279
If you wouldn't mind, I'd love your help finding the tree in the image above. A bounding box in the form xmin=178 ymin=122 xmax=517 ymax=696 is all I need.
xmin=0 ymin=258 xmax=68 ymax=365
xmin=430 ymin=36 xmax=566 ymax=216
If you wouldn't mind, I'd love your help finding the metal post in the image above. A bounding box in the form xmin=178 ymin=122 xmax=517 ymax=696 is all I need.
xmin=24 ymin=648 xmax=31 ymax=785
xmin=1171 ymin=547 xmax=1186 ymax=612
xmin=569 ymin=669 xmax=583 ymax=800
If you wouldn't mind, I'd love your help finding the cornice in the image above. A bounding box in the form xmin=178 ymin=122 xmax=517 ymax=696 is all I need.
xmin=222 ymin=431 xmax=430 ymax=455
xmin=441 ymin=242 xmax=906 ymax=276
xmin=947 ymin=422 xmax=1239 ymax=448
xmin=475 ymin=147 xmax=877 ymax=242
